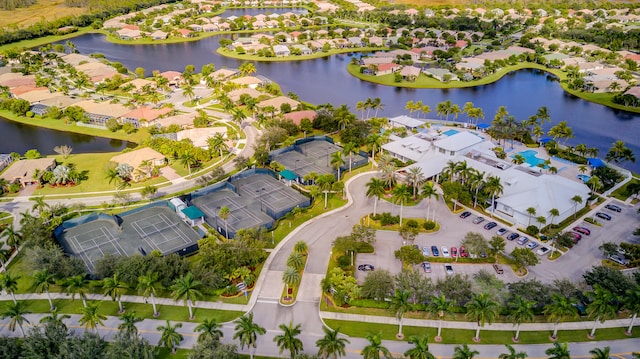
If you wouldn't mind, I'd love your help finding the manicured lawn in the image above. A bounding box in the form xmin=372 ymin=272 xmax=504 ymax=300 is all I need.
xmin=217 ymin=46 xmax=385 ymax=62
xmin=323 ymin=319 xmax=640 ymax=344
xmin=0 ymin=299 xmax=244 ymax=323
xmin=363 ymin=216 xmax=439 ymax=233
xmin=0 ymin=3 xmax=86 ymax=32
xmin=611 ymin=177 xmax=640 ymax=201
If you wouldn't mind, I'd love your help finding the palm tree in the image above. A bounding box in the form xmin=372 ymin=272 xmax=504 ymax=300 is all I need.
xmin=170 ymin=272 xmax=203 ymax=319
xmin=33 ymin=269 xmax=56 ymax=311
xmin=498 ymin=344 xmax=527 ymax=359
xmin=179 ymin=151 xmax=197 ymax=176
xmin=453 ymin=344 xmax=479 ymax=359
xmin=484 ymin=175 xmax=503 ymax=216
xmin=233 ymin=313 xmax=266 ymax=359
xmin=427 ymin=294 xmax=452 ymax=339
xmin=586 ymin=285 xmax=618 ymax=338
xmin=118 ymin=311 xmax=142 ymax=336
xmin=406 ymin=166 xmax=425 ymax=198
xmin=274 ymin=321 xmax=304 ymax=359
xmin=39 ymin=309 xmax=70 ymax=331
xmin=543 ymin=293 xmax=578 ymax=339
xmin=571 ymin=195 xmax=583 ymax=219
xmin=63 ymin=275 xmax=89 ymax=307
xmin=0 ymin=272 xmax=20 ymax=304
xmin=343 ymin=142 xmax=356 ymax=172
xmin=590 ymin=346 xmax=611 ymax=359
xmin=294 ymin=240 xmax=309 ymax=255
xmin=286 ymin=252 xmax=305 ymax=271
xmin=103 ymin=273 xmax=129 ymax=313
xmin=546 ymin=342 xmax=571 ymax=359
xmin=465 ymin=292 xmax=499 ymax=341
xmin=507 ymin=296 xmax=535 ymax=342
xmin=526 ymin=207 xmax=536 ymax=226
xmin=391 ymin=183 xmax=412 ymax=226
xmin=404 ymin=334 xmax=435 ymax=359
xmin=2 ymin=224 xmax=22 ymax=253
xmin=282 ymin=266 xmax=301 ymax=296
xmin=624 ymin=285 xmax=640 ymax=334
xmin=372 ymin=97 xmax=383 ymax=117
xmin=421 ymin=181 xmax=438 ymax=221
xmin=79 ymin=302 xmax=107 ymax=333
xmin=137 ymin=272 xmax=162 ymax=317
xmin=195 ymin=318 xmax=223 ymax=343
xmin=548 ymin=208 xmax=560 ymax=227
xmin=316 ymin=326 xmax=350 ymax=359
xmin=157 ymin=320 xmax=184 ymax=354
xmin=361 ymin=332 xmax=392 ymax=359
xmin=1 ymin=301 xmax=30 ymax=337
xmin=219 ymin=206 xmax=230 ymax=239
xmin=389 ymin=289 xmax=412 ymax=338
xmin=331 ymin=151 xmax=345 ymax=180
xmin=366 ymin=177 xmax=386 ymax=216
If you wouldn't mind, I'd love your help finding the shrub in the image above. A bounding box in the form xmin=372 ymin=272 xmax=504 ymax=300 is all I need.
xmin=379 ymin=212 xmax=399 ymax=226
xmin=223 ymin=285 xmax=239 ymax=296
xmin=548 ymin=148 xmax=559 ymax=155
xmin=526 ymin=225 xmax=539 ymax=235
xmin=348 ymin=299 xmax=390 ymax=309
xmin=356 ymin=242 xmax=374 ymax=253
xmin=25 ymin=111 xmax=34 ymax=118
xmin=106 ymin=118 xmax=121 ymax=132
xmin=406 ymin=219 xmax=419 ymax=228
xmin=337 ymin=255 xmax=351 ymax=269
xmin=423 ymin=220 xmax=436 ymax=230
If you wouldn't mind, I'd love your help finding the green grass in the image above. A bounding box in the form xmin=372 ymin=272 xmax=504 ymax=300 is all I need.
xmin=217 ymin=46 xmax=386 ymax=62
xmin=323 ymin=319 xmax=640 ymax=344
xmin=0 ymin=299 xmax=243 ymax=323
xmin=611 ymin=177 xmax=640 ymax=201
xmin=0 ymin=110 xmax=150 ymax=143
xmin=363 ymin=216 xmax=440 ymax=233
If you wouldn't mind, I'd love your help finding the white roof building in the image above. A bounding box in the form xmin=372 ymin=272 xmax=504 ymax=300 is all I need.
xmin=387 ymin=115 xmax=426 ymax=130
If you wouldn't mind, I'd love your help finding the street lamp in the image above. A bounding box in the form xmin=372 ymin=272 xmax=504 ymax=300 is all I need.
xmin=294 ymin=159 xmax=300 ymax=173
xmin=255 ymin=187 xmax=266 ymax=211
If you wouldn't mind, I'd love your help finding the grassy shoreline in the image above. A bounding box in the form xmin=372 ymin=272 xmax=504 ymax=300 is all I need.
xmin=217 ymin=46 xmax=386 ymax=62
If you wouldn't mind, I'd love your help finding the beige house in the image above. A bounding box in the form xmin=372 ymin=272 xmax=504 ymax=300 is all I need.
xmin=0 ymin=158 xmax=56 ymax=187
xmin=177 ymin=127 xmax=227 ymax=148
xmin=111 ymin=148 xmax=166 ymax=181
xmin=256 ymin=96 xmax=301 ymax=113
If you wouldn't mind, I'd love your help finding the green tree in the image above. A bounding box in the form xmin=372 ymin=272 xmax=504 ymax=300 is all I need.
xmin=366 ymin=177 xmax=386 ymax=216
xmin=590 ymin=347 xmax=611 ymax=359
xmin=118 ymin=311 xmax=142 ymax=336
xmin=586 ymin=285 xmax=618 ymax=338
xmin=1 ymin=301 xmax=30 ymax=337
xmin=219 ymin=206 xmax=230 ymax=239
xmin=428 ymin=294 xmax=452 ymax=339
xmin=485 ymin=175 xmax=503 ymax=216
xmin=545 ymin=342 xmax=570 ymax=359
xmin=331 ymin=151 xmax=345 ymax=180
xmin=102 ymin=273 xmax=129 ymax=313
xmin=404 ymin=334 xmax=435 ymax=359
xmin=137 ymin=272 xmax=162 ymax=317
xmin=63 ymin=275 xmax=89 ymax=307
xmin=282 ymin=266 xmax=301 ymax=296
xmin=286 ymin=252 xmax=305 ymax=271
xmin=294 ymin=240 xmax=308 ymax=255
xmin=195 ymin=318 xmax=223 ymax=343
xmin=465 ymin=292 xmax=499 ymax=341
xmin=274 ymin=321 xmax=303 ymax=359
xmin=488 ymin=236 xmax=506 ymax=258
xmin=510 ymin=248 xmax=540 ymax=273
xmin=33 ymin=269 xmax=56 ymax=311
xmin=0 ymin=272 xmax=20 ymax=304
xmin=507 ymin=296 xmax=535 ymax=341
xmin=1 ymin=224 xmax=22 ymax=253
xmin=233 ymin=313 xmax=266 ymax=359
xmin=388 ymin=289 xmax=412 ymax=338
xmin=79 ymin=302 xmax=107 ymax=333
xmin=543 ymin=293 xmax=578 ymax=339
xmin=498 ymin=344 xmax=527 ymax=359
xmin=624 ymin=285 xmax=640 ymax=335
xmin=316 ymin=326 xmax=350 ymax=359
xmin=453 ymin=344 xmax=479 ymax=359
xmin=361 ymin=332 xmax=392 ymax=359
xmin=170 ymin=272 xmax=203 ymax=319
xmin=391 ymin=184 xmax=412 ymax=226
xmin=157 ymin=320 xmax=184 ymax=354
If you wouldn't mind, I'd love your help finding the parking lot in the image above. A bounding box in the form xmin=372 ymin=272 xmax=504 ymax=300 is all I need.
xmin=355 ymin=198 xmax=639 ymax=284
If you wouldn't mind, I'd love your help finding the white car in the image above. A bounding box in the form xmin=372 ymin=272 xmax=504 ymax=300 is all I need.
xmin=441 ymin=246 xmax=450 ymax=257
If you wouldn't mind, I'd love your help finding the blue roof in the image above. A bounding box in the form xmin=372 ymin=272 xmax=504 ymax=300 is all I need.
xmin=539 ymin=136 xmax=554 ymax=144
xmin=477 ymin=123 xmax=490 ymax=129
xmin=181 ymin=206 xmax=204 ymax=220
xmin=588 ymin=158 xmax=606 ymax=168
xmin=279 ymin=169 xmax=298 ymax=180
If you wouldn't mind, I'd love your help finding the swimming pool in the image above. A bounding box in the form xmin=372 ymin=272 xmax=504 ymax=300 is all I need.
xmin=442 ymin=129 xmax=460 ymax=136
xmin=577 ymin=174 xmax=591 ymax=183
xmin=514 ymin=150 xmax=548 ymax=168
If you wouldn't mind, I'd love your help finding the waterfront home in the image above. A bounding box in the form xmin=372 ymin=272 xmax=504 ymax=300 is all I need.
xmin=116 ymin=28 xmax=142 ymax=40
xmin=375 ymin=63 xmax=401 ymax=76
xmin=122 ymin=78 xmax=156 ymax=93
xmin=74 ymin=100 xmax=130 ymax=126
xmin=121 ymin=106 xmax=172 ymax=128
xmin=75 ymin=62 xmax=119 ymax=83
xmin=0 ymin=73 xmax=36 ymax=88
xmin=291 ymin=44 xmax=312 ymax=55
xmin=159 ymin=71 xmax=183 ymax=87
xmin=151 ymin=30 xmax=168 ymax=40
xmin=388 ymin=115 xmax=425 ymax=130
xmin=256 ymin=96 xmax=300 ymax=113
xmin=208 ymin=68 xmax=239 ymax=82
xmin=111 ymin=148 xmax=166 ymax=181
xmin=177 ymin=127 xmax=228 ymax=149
xmin=230 ymin=76 xmax=263 ymax=89
xmin=283 ymin=110 xmax=317 ymax=125
xmin=400 ymin=66 xmax=421 ymax=81
xmin=577 ymin=62 xmax=604 ymax=73
xmin=0 ymin=158 xmax=56 ymax=187
xmin=227 ymin=87 xmax=266 ymax=103
xmin=422 ymin=68 xmax=458 ymax=82
xmin=176 ymin=29 xmax=193 ymax=38
xmin=17 ymin=88 xmax=62 ymax=103
xmin=152 ymin=112 xmax=197 ymax=129
xmin=273 ymin=44 xmax=291 ymax=57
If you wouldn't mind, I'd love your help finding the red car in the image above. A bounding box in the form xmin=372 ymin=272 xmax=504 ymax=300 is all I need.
xmin=459 ymin=246 xmax=468 ymax=258
xmin=573 ymin=226 xmax=591 ymax=236
xmin=451 ymin=247 xmax=458 ymax=257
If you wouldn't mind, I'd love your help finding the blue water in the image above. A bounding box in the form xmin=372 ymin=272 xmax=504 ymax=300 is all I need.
xmin=577 ymin=174 xmax=591 ymax=182
xmin=442 ymin=129 xmax=460 ymax=136
xmin=515 ymin=150 xmax=548 ymax=168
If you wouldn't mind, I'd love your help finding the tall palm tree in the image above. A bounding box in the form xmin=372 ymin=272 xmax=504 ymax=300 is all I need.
xmin=0 ymin=272 xmax=20 ymax=304
xmin=316 ymin=326 xmax=350 ymax=359
xmin=590 ymin=346 xmax=611 ymax=359
xmin=39 ymin=309 xmax=70 ymax=331
xmin=137 ymin=272 xmax=162 ymax=317
xmin=372 ymin=97 xmax=383 ymax=117
xmin=294 ymin=240 xmax=309 ymax=255
xmin=79 ymin=302 xmax=107 ymax=333
xmin=465 ymin=292 xmax=499 ymax=341
xmin=274 ymin=321 xmax=304 ymax=359
xmin=507 ymin=296 xmax=535 ymax=342
xmin=624 ymin=285 xmax=640 ymax=334
xmin=331 ymin=151 xmax=345 ymax=180
xmin=361 ymin=332 xmax=392 ymax=359
xmin=391 ymin=183 xmax=412 ymax=226
xmin=484 ymin=176 xmax=503 ymax=216
xmin=157 ymin=320 xmax=184 ymax=354
xmin=428 ymin=294 xmax=452 ymax=339
xmin=586 ymin=285 xmax=618 ymax=338
xmin=548 ymin=208 xmax=560 ymax=227
xmin=421 ymin=181 xmax=438 ymax=221
xmin=343 ymin=142 xmax=356 ymax=172
xmin=1 ymin=301 xmax=30 ymax=337
xmin=571 ymin=195 xmax=583 ymax=219
xmin=404 ymin=334 xmax=435 ymax=359
xmin=103 ymin=273 xmax=129 ymax=314
xmin=545 ymin=342 xmax=571 ymax=359
xmin=286 ymin=252 xmax=305 ymax=271
xmin=118 ymin=311 xmax=142 ymax=336
xmin=170 ymin=272 xmax=203 ymax=319
xmin=526 ymin=207 xmax=536 ymax=226
xmin=33 ymin=269 xmax=56 ymax=311
xmin=233 ymin=313 xmax=266 ymax=359
xmin=453 ymin=344 xmax=479 ymax=359
xmin=219 ymin=206 xmax=230 ymax=239
xmin=389 ymin=289 xmax=412 ymax=338
xmin=543 ymin=293 xmax=578 ymax=339
xmin=282 ymin=266 xmax=301 ymax=296
xmin=1 ymin=224 xmax=22 ymax=253
xmin=498 ymin=344 xmax=527 ymax=359
xmin=366 ymin=177 xmax=386 ymax=216
xmin=195 ymin=318 xmax=223 ymax=343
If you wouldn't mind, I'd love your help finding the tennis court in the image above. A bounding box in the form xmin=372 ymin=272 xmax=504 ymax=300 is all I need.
xmin=57 ymin=206 xmax=201 ymax=272
xmin=233 ymin=174 xmax=310 ymax=218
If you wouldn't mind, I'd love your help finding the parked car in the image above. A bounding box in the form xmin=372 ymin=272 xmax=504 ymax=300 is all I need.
xmin=507 ymin=233 xmax=520 ymax=241
xmin=517 ymin=236 xmax=529 ymax=245
xmin=431 ymin=246 xmax=439 ymax=257
xmin=527 ymin=242 xmax=539 ymax=250
xmin=444 ymin=264 xmax=454 ymax=274
xmin=492 ymin=264 xmax=504 ymax=274
xmin=567 ymin=232 xmax=582 ymax=243
xmin=573 ymin=226 xmax=591 ymax=235
xmin=608 ymin=254 xmax=628 ymax=266
xmin=479 ymin=251 xmax=487 ymax=258
xmin=473 ymin=216 xmax=485 ymax=224
xmin=497 ymin=228 xmax=508 ymax=236
xmin=459 ymin=211 xmax=472 ymax=219
xmin=421 ymin=261 xmax=432 ymax=273
xmin=422 ymin=246 xmax=430 ymax=257
xmin=604 ymin=204 xmax=622 ymax=212
xmin=536 ymin=247 xmax=551 ymax=256
xmin=451 ymin=247 xmax=458 ymax=257
xmin=484 ymin=222 xmax=497 ymax=230
xmin=596 ymin=212 xmax=612 ymax=221
xmin=459 ymin=246 xmax=468 ymax=258
xmin=358 ymin=264 xmax=375 ymax=271
xmin=441 ymin=246 xmax=450 ymax=257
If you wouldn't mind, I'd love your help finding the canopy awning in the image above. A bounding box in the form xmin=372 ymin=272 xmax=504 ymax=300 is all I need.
xmin=539 ymin=137 xmax=554 ymax=144
xmin=477 ymin=123 xmax=490 ymax=129
xmin=588 ymin=158 xmax=606 ymax=168
xmin=279 ymin=169 xmax=298 ymax=180
xmin=181 ymin=206 xmax=204 ymax=220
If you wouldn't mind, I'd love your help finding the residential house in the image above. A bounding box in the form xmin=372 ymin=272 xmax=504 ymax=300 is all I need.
xmin=283 ymin=110 xmax=317 ymax=126
xmin=375 ymin=63 xmax=401 ymax=76
xmin=0 ymin=158 xmax=56 ymax=187
xmin=273 ymin=44 xmax=291 ymax=57
xmin=423 ymin=68 xmax=458 ymax=82
xmin=256 ymin=96 xmax=300 ymax=113
xmin=111 ymin=147 xmax=166 ymax=181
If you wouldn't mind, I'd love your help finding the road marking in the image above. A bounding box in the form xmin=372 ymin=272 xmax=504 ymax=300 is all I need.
xmin=256 ymin=299 xmax=280 ymax=304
